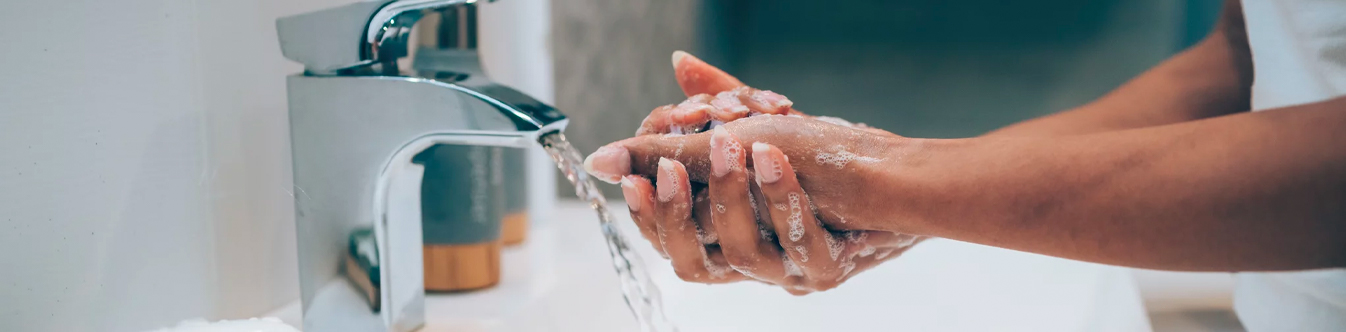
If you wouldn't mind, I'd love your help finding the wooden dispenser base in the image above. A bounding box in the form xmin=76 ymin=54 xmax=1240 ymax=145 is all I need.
xmin=423 ymin=241 xmax=501 ymax=291
xmin=500 ymin=212 xmax=528 ymax=246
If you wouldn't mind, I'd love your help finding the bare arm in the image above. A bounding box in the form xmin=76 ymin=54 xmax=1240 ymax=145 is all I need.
xmin=590 ymin=0 xmax=1343 ymax=274
xmin=883 ymin=98 xmax=1346 ymax=271
xmin=986 ymin=0 xmax=1252 ymax=137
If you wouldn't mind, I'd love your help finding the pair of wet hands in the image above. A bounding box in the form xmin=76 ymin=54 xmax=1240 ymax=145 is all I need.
xmin=582 ymin=51 xmax=924 ymax=295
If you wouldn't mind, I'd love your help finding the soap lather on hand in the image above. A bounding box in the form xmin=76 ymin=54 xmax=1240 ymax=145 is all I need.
xmin=585 ymin=51 xmax=923 ymax=295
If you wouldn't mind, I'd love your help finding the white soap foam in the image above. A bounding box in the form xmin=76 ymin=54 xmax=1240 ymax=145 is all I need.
xmin=894 ymin=234 xmax=919 ymax=248
xmin=722 ymin=139 xmax=744 ymax=172
xmin=737 ymin=266 xmax=761 ymax=280
xmin=782 ymin=254 xmax=804 ymax=277
xmin=836 ymin=259 xmax=857 ymax=282
xmin=756 ymin=144 xmax=785 ymax=182
xmin=858 ymin=246 xmax=877 ymax=257
xmin=844 ymin=231 xmax=868 ymax=244
xmin=875 ymin=249 xmax=894 ymax=260
xmin=696 ymin=223 xmax=718 ymax=244
xmin=758 ymin=220 xmax=775 ymax=241
xmin=656 ymin=224 xmax=669 ymax=252
xmin=786 ymin=193 xmax=804 ymax=242
xmin=145 ymin=318 xmax=298 ymax=332
xmin=824 ymin=232 xmax=844 ymax=261
xmin=814 ymin=146 xmax=881 ymax=170
xmin=794 ymin=245 xmax=809 ymax=262
xmin=746 ymin=187 xmax=757 ymax=209
xmin=699 ymin=245 xmax=730 ymax=279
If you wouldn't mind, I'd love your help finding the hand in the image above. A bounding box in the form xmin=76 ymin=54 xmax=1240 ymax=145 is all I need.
xmin=632 ymin=51 xmax=797 ymax=137
xmin=631 ymin=51 xmax=894 ymax=142
xmin=614 ymin=121 xmax=923 ymax=294
xmin=590 ymin=51 xmax=926 ymax=293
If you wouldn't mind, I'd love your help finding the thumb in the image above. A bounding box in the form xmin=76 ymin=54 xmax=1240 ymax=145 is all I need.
xmin=583 ymin=131 xmax=714 ymax=184
xmin=673 ymin=50 xmax=745 ymax=97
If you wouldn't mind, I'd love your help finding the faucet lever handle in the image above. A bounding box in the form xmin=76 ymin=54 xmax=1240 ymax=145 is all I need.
xmin=277 ymin=0 xmax=478 ymax=74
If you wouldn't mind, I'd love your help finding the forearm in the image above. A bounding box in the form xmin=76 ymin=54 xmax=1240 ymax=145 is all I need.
xmin=985 ymin=0 xmax=1251 ymax=137
xmin=886 ymin=97 xmax=1346 ymax=271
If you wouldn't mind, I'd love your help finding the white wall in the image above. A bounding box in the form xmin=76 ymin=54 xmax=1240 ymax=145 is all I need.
xmin=0 ymin=0 xmax=555 ymax=331
xmin=478 ymin=0 xmax=559 ymax=223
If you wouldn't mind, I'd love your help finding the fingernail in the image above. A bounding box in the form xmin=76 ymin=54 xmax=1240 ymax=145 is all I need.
xmin=583 ymin=144 xmax=630 ymax=184
xmin=709 ymin=126 xmax=738 ymax=177
xmin=656 ymin=158 xmax=680 ymax=202
xmin=752 ymin=142 xmax=782 ymax=184
xmin=672 ymin=50 xmax=690 ymax=68
xmin=620 ymin=176 xmax=642 ymax=212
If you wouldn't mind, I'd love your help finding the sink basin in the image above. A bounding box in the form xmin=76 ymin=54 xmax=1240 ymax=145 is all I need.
xmin=270 ymin=201 xmax=1151 ymax=331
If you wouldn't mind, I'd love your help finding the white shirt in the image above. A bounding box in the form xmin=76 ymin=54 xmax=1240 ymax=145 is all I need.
xmin=1235 ymin=0 xmax=1346 ymax=330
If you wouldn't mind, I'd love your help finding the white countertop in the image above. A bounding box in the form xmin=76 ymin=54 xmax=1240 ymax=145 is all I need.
xmin=271 ymin=200 xmax=1151 ymax=331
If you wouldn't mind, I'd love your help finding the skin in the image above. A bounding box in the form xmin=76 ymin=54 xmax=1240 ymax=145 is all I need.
xmin=601 ymin=51 xmax=918 ymax=294
xmin=587 ymin=0 xmax=1346 ymax=294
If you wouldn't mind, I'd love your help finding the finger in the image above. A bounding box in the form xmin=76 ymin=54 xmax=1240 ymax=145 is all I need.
xmin=692 ymin=186 xmax=717 ymax=245
xmin=736 ymin=88 xmax=794 ymax=116
xmin=583 ymin=131 xmax=712 ymax=185
xmin=707 ymin=126 xmax=790 ymax=284
xmin=673 ymin=50 xmax=745 ymax=97
xmin=656 ymin=158 xmax=735 ymax=283
xmin=704 ymin=244 xmax=748 ymax=282
xmin=707 ymin=88 xmax=751 ymax=122
xmin=621 ymin=175 xmax=666 ymax=258
xmin=751 ymin=142 xmax=845 ymax=282
xmin=635 ymin=95 xmax=715 ymax=136
xmin=751 ymin=169 xmax=813 ymax=291
xmin=694 ymin=194 xmax=749 ymax=283
xmin=586 ymin=115 xmax=834 ymax=184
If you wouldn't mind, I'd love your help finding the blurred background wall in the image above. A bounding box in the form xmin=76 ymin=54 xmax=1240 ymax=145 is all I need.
xmin=553 ymin=0 xmax=1219 ymax=194
xmin=553 ymin=0 xmax=1240 ymax=330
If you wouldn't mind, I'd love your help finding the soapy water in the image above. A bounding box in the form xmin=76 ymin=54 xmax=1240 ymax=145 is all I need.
xmin=786 ymin=192 xmax=804 ymax=242
xmin=539 ymin=132 xmax=679 ymax=332
xmin=815 ymin=146 xmax=881 ymax=170
xmin=782 ymin=252 xmax=804 ymax=277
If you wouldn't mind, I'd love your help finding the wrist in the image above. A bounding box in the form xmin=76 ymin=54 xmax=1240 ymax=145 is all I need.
xmin=860 ymin=136 xmax=992 ymax=237
xmin=848 ymin=135 xmax=939 ymax=235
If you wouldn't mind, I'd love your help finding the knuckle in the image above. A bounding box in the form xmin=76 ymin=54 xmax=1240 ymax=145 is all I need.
xmin=784 ymin=285 xmax=813 ymax=296
xmin=673 ymin=265 xmax=704 ymax=282
xmin=807 ymin=279 xmax=840 ymax=292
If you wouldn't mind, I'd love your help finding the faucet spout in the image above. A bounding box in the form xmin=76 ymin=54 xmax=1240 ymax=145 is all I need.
xmin=277 ymin=1 xmax=566 ymax=331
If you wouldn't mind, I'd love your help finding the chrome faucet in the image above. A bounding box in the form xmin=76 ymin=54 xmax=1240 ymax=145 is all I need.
xmin=276 ymin=1 xmax=565 ymax=331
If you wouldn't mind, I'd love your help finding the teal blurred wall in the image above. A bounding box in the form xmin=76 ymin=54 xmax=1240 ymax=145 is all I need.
xmin=552 ymin=0 xmax=1223 ymax=197
xmin=700 ymin=0 xmax=1221 ymax=138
